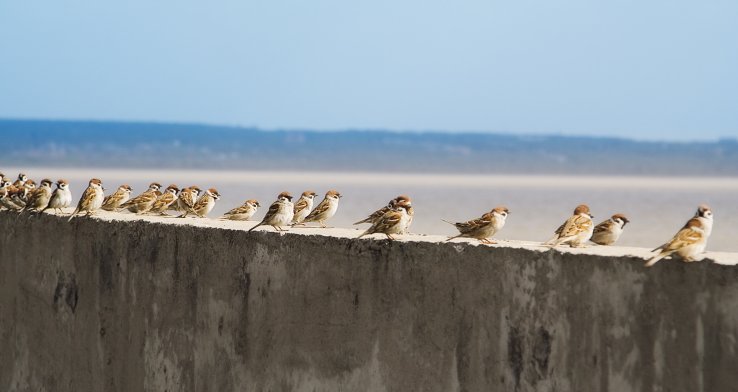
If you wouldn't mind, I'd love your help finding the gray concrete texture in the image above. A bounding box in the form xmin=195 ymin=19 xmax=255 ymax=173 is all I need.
xmin=1 ymin=211 xmax=738 ymax=392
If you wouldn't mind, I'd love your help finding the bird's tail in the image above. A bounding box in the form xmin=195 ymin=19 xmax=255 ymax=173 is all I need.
xmin=353 ymin=218 xmax=370 ymax=225
xmin=645 ymin=249 xmax=671 ymax=267
xmin=446 ymin=234 xmax=462 ymax=242
xmin=67 ymin=209 xmax=80 ymax=222
xmin=248 ymin=223 xmax=262 ymax=232
xmin=441 ymin=219 xmax=457 ymax=226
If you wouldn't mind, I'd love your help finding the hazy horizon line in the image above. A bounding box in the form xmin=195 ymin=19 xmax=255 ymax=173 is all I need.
xmin=3 ymin=116 xmax=735 ymax=144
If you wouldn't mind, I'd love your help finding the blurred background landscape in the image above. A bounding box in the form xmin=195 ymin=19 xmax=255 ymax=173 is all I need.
xmin=1 ymin=0 xmax=736 ymax=251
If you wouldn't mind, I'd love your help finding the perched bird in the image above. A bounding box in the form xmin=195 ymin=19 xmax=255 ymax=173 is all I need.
xmin=42 ymin=179 xmax=72 ymax=214
xmin=302 ymin=190 xmax=341 ymax=227
xmin=183 ymin=188 xmax=220 ymax=218
xmin=444 ymin=206 xmax=510 ymax=244
xmin=357 ymin=200 xmax=412 ymax=241
xmin=591 ymin=214 xmax=630 ymax=245
xmin=101 ymin=184 xmax=133 ymax=211
xmin=11 ymin=179 xmax=36 ymax=208
xmin=12 ymin=173 xmax=28 ymax=188
xmin=148 ymin=185 xmax=180 ymax=215
xmin=68 ymin=178 xmax=105 ymax=221
xmin=0 ymin=181 xmax=20 ymax=210
xmin=176 ymin=186 xmax=201 ymax=215
xmin=292 ymin=191 xmax=317 ymax=224
xmin=354 ymin=195 xmax=412 ymax=225
xmin=221 ymin=199 xmax=260 ymax=221
xmin=544 ymin=204 xmax=595 ymax=248
xmin=120 ymin=182 xmax=161 ymax=214
xmin=646 ymin=205 xmax=713 ymax=267
xmin=19 ymin=178 xmax=53 ymax=214
xmin=248 ymin=191 xmax=294 ymax=232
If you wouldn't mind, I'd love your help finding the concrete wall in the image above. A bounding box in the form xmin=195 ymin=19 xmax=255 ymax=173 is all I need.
xmin=1 ymin=211 xmax=737 ymax=392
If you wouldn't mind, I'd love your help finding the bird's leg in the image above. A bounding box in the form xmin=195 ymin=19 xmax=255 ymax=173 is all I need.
xmin=386 ymin=234 xmax=395 ymax=241
xmin=320 ymin=220 xmax=326 ymax=228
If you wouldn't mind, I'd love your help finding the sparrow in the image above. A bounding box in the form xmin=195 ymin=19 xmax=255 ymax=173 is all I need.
xmin=354 ymin=195 xmax=412 ymax=225
xmin=357 ymin=200 xmax=412 ymax=241
xmin=291 ymin=191 xmax=317 ymax=224
xmin=101 ymin=184 xmax=133 ymax=211
xmin=544 ymin=204 xmax=595 ymax=248
xmin=12 ymin=173 xmax=28 ymax=188
xmin=0 ymin=181 xmax=20 ymax=210
xmin=183 ymin=188 xmax=220 ymax=218
xmin=8 ymin=179 xmax=36 ymax=209
xmin=248 ymin=191 xmax=294 ymax=232
xmin=19 ymin=178 xmax=53 ymax=214
xmin=301 ymin=190 xmax=341 ymax=227
xmin=176 ymin=186 xmax=202 ymax=215
xmin=591 ymin=214 xmax=630 ymax=245
xmin=42 ymin=179 xmax=72 ymax=214
xmin=148 ymin=185 xmax=180 ymax=215
xmin=444 ymin=206 xmax=510 ymax=244
xmin=68 ymin=178 xmax=105 ymax=221
xmin=120 ymin=182 xmax=161 ymax=213
xmin=221 ymin=199 xmax=260 ymax=221
xmin=645 ymin=205 xmax=713 ymax=267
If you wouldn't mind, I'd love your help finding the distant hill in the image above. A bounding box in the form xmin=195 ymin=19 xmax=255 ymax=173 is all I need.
xmin=3 ymin=119 xmax=737 ymax=175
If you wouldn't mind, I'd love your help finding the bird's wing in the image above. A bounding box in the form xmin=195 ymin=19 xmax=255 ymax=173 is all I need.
xmin=305 ymin=199 xmax=330 ymax=220
xmin=259 ymin=201 xmax=281 ymax=222
xmin=559 ymin=215 xmax=592 ymax=238
xmin=293 ymin=198 xmax=310 ymax=215
xmin=592 ymin=220 xmax=613 ymax=235
xmin=660 ymin=220 xmax=704 ymax=252
xmin=77 ymin=187 xmax=96 ymax=209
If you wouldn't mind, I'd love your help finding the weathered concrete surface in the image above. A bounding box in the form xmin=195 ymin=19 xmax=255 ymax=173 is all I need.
xmin=1 ymin=211 xmax=738 ymax=392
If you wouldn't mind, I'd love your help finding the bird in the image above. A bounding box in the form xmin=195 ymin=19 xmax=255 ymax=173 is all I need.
xmin=591 ymin=214 xmax=630 ymax=245
xmin=645 ymin=205 xmax=713 ymax=267
xmin=444 ymin=206 xmax=510 ymax=244
xmin=120 ymin=182 xmax=161 ymax=214
xmin=19 ymin=178 xmax=53 ymax=214
xmin=291 ymin=191 xmax=317 ymax=225
xmin=186 ymin=188 xmax=220 ymax=218
xmin=148 ymin=185 xmax=180 ymax=215
xmin=10 ymin=179 xmax=36 ymax=208
xmin=101 ymin=184 xmax=133 ymax=211
xmin=176 ymin=186 xmax=201 ymax=216
xmin=42 ymin=179 xmax=72 ymax=214
xmin=12 ymin=173 xmax=28 ymax=188
xmin=357 ymin=200 xmax=412 ymax=241
xmin=354 ymin=195 xmax=412 ymax=225
xmin=301 ymin=190 xmax=341 ymax=227
xmin=0 ymin=180 xmax=21 ymax=211
xmin=68 ymin=178 xmax=105 ymax=221
xmin=248 ymin=191 xmax=294 ymax=232
xmin=544 ymin=204 xmax=595 ymax=248
xmin=221 ymin=199 xmax=260 ymax=221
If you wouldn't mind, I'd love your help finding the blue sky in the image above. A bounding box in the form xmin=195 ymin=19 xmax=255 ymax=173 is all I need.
xmin=1 ymin=0 xmax=736 ymax=140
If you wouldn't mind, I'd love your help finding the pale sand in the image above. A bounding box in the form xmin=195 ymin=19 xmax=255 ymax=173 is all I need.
xmin=57 ymin=208 xmax=738 ymax=266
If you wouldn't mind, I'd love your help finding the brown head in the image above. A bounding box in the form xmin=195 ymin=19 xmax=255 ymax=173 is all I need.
xmin=696 ymin=204 xmax=713 ymax=219
xmin=120 ymin=184 xmax=133 ymax=191
xmin=24 ymin=179 xmax=36 ymax=189
xmin=246 ymin=199 xmax=260 ymax=208
xmin=40 ymin=178 xmax=53 ymax=187
xmin=611 ymin=213 xmax=629 ymax=227
xmin=573 ymin=204 xmax=591 ymax=217
xmin=391 ymin=195 xmax=412 ymax=207
xmin=189 ymin=186 xmax=202 ymax=195
xmin=89 ymin=178 xmax=103 ymax=186
xmin=165 ymin=184 xmax=179 ymax=193
xmin=57 ymin=179 xmax=69 ymax=189
xmin=278 ymin=191 xmax=293 ymax=201
xmin=149 ymin=182 xmax=162 ymax=191
xmin=492 ymin=206 xmax=509 ymax=216
xmin=326 ymin=190 xmax=341 ymax=199
xmin=301 ymin=190 xmax=317 ymax=198
xmin=394 ymin=200 xmax=412 ymax=212
xmin=207 ymin=188 xmax=220 ymax=199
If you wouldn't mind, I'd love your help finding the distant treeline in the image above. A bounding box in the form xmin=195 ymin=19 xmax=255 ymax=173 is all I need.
xmin=3 ymin=119 xmax=738 ymax=175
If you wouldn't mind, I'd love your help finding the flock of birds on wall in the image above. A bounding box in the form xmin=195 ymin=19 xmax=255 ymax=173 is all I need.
xmin=0 ymin=173 xmax=715 ymax=267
